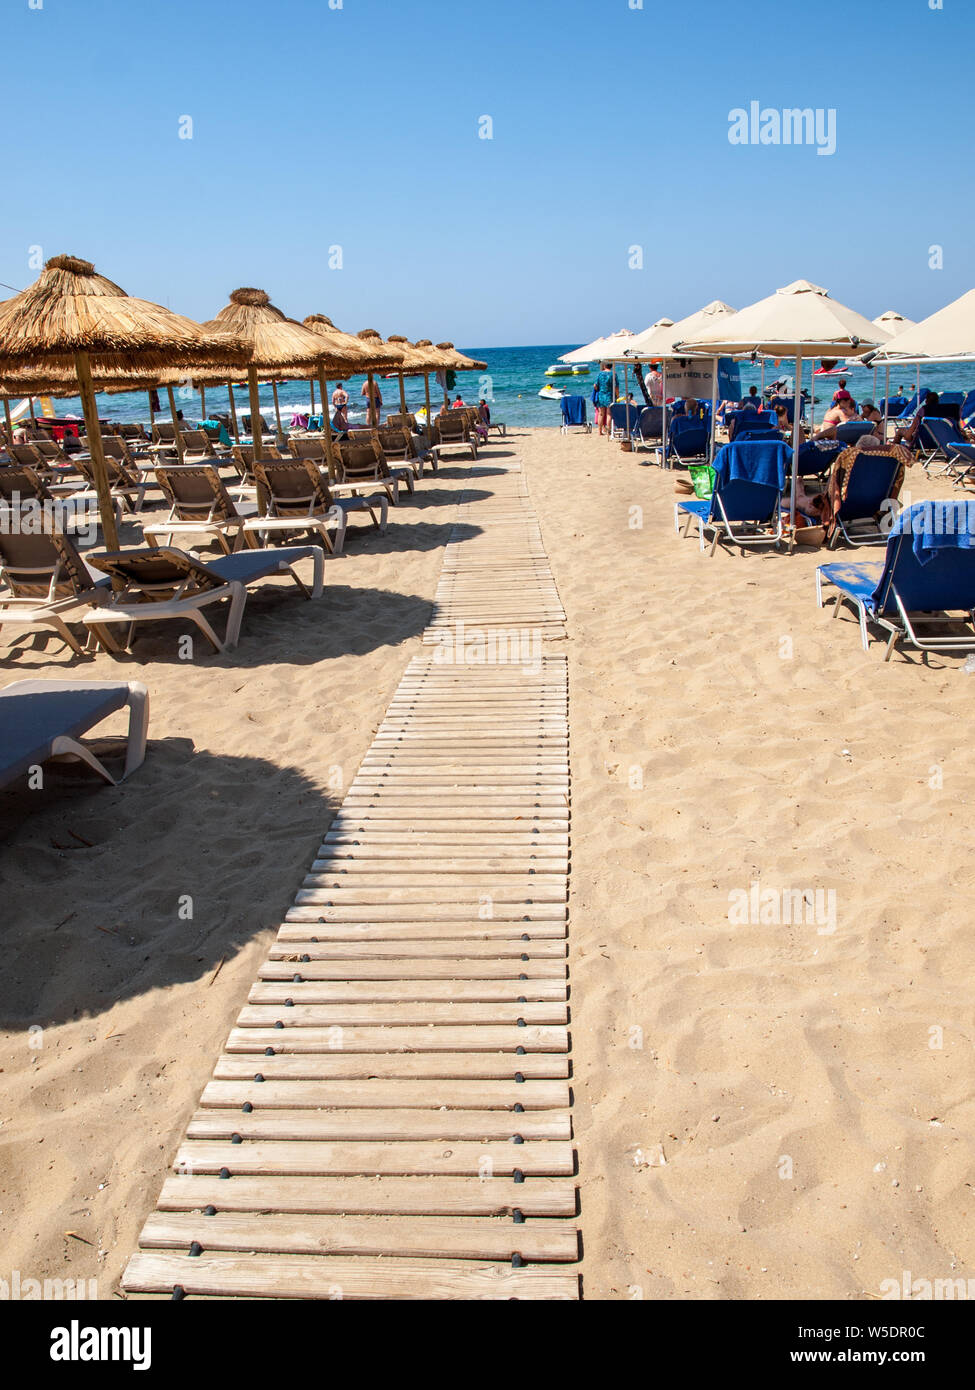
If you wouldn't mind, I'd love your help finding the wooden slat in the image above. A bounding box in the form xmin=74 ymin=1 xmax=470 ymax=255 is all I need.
xmin=199 ymin=1079 xmax=571 ymax=1110
xmin=173 ymin=1139 xmax=575 ymax=1176
xmin=138 ymin=1211 xmax=578 ymax=1262
xmin=122 ymin=1252 xmax=579 ymax=1300
xmin=156 ymin=1174 xmax=576 ymax=1216
xmin=185 ymin=1107 xmax=571 ymax=1142
xmin=211 ymin=1052 xmax=570 ymax=1081
xmin=247 ymin=980 xmax=568 ymax=1003
xmin=225 ymin=1024 xmax=569 ymax=1053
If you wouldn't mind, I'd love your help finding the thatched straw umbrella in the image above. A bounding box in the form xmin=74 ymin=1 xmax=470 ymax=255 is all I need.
xmin=0 ymin=256 xmax=249 ymax=548
xmin=302 ymin=318 xmax=402 ymax=473
xmin=384 ymin=335 xmax=436 ymax=421
xmin=355 ymin=330 xmax=407 ymax=429
xmin=202 ymin=289 xmax=337 ymax=471
xmin=410 ymin=340 xmax=487 ymax=419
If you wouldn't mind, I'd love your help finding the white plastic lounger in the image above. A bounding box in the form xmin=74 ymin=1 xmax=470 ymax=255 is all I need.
xmin=0 ymin=679 xmax=149 ymax=788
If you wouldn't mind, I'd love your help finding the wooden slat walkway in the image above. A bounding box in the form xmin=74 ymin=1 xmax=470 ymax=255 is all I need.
xmin=123 ymin=455 xmax=578 ymax=1301
xmin=422 ymin=464 xmax=566 ymax=643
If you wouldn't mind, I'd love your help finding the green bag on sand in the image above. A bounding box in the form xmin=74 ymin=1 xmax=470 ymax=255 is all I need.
xmin=687 ymin=463 xmax=715 ymax=499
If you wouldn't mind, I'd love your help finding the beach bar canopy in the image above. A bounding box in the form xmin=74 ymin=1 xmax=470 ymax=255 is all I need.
xmin=0 ymin=254 xmax=249 ymax=548
xmin=676 ymin=279 xmax=886 ymax=535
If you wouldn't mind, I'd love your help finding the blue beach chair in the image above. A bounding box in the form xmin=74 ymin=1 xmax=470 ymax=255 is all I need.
xmin=826 ymin=450 xmax=905 ymax=548
xmin=630 ymin=405 xmax=664 ymax=451
xmin=668 ymin=414 xmax=710 ymax=464
xmin=916 ymin=416 xmax=969 ymax=473
xmin=816 ymin=500 xmax=975 ymax=659
xmin=675 ymin=439 xmax=788 ymax=554
xmin=560 ymin=395 xmax=590 ymax=434
xmin=834 ymin=421 xmax=878 ymax=447
xmin=609 ymin=403 xmax=641 ymax=439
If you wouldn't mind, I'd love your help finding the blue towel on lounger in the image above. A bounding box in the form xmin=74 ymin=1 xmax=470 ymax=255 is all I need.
xmin=889 ymin=499 xmax=975 ymax=565
xmin=713 ymin=440 xmax=789 ymax=490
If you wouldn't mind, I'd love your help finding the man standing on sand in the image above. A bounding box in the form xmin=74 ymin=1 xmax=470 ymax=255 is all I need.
xmin=361 ymin=377 xmax=382 ymax=427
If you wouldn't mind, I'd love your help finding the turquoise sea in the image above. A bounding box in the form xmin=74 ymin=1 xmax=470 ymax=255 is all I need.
xmin=26 ymin=346 xmax=975 ymax=431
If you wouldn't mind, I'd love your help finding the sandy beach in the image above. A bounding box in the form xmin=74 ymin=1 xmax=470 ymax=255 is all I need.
xmin=2 ymin=428 xmax=973 ymax=1300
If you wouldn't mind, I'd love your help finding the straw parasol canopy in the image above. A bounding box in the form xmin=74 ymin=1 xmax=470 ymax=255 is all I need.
xmin=867 ymin=290 xmax=975 ymax=365
xmin=203 ymin=288 xmax=345 ymax=462
xmin=302 ymin=315 xmax=397 ymax=373
xmin=0 ymin=255 xmax=251 ymax=545
xmin=434 ymin=342 xmax=487 ymax=372
xmin=383 ymin=335 xmax=436 ymax=419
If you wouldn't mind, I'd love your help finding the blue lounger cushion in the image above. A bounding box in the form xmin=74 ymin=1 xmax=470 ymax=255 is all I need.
xmin=0 ymin=680 xmax=148 ymax=789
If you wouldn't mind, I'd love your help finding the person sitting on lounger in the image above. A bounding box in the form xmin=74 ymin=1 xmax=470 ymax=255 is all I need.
xmin=774 ymin=404 xmax=807 ymax=441
xmin=893 ymin=391 xmax=940 ymax=449
xmin=861 ymin=400 xmax=883 ymax=425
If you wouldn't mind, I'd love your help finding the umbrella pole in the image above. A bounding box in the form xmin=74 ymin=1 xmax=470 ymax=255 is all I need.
xmin=809 ymin=361 xmax=815 ymax=432
xmin=317 ymin=368 xmax=336 ymax=482
xmin=28 ymin=395 xmax=36 ymax=427
xmin=2 ymin=396 xmax=13 ymax=449
xmin=227 ymin=383 xmax=240 ymax=442
xmin=166 ymin=385 xmax=186 ymax=464
xmin=366 ymin=371 xmax=376 ymax=428
xmin=883 ymin=364 xmax=891 ymax=444
xmin=790 ymin=354 xmax=803 ymax=551
xmin=310 ymin=378 xmax=316 ymax=413
xmin=272 ymin=381 xmax=283 ymax=442
xmin=709 ymin=357 xmax=719 ymax=462
xmin=148 ymin=390 xmax=155 ymax=435
xmin=661 ymin=360 xmax=668 ymax=468
xmin=248 ymin=367 xmax=264 ymax=465
xmin=200 ymin=384 xmax=207 ymax=421
xmin=74 ymin=350 xmax=119 ymax=551
xmin=399 ymin=370 xmax=408 ymax=421
xmin=761 ymin=358 xmax=766 ymax=398
xmin=424 ymin=372 xmax=432 ymax=442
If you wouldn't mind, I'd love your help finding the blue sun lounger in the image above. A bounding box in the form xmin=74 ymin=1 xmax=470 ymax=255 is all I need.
xmin=675 ymin=439 xmax=788 ymax=554
xmin=826 ymin=450 xmax=904 ymax=548
xmin=916 ymin=416 xmax=970 ymax=475
xmin=816 ymin=500 xmax=975 ymax=659
xmin=668 ymin=415 xmax=710 ymax=464
xmin=834 ymin=421 xmax=878 ymax=447
xmin=0 ymin=679 xmax=149 ymax=789
xmin=560 ymin=395 xmax=590 ymax=433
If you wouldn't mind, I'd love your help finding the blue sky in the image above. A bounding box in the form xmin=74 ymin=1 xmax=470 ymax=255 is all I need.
xmin=1 ymin=0 xmax=970 ymax=346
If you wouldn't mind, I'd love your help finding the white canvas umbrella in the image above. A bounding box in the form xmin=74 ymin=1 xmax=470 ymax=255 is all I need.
xmin=560 ymin=329 xmax=637 ymax=364
xmin=867 ymin=289 xmax=975 ymax=364
xmin=869 ymin=312 xmax=916 ymax=415
xmin=623 ymin=303 xmax=737 ymax=463
xmin=676 ymin=280 xmax=885 ymax=536
xmin=867 ymin=292 xmax=975 ymax=436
